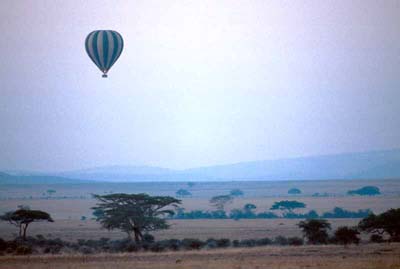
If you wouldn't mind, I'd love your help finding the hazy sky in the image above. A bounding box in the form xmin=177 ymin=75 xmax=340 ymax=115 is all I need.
xmin=1 ymin=0 xmax=399 ymax=171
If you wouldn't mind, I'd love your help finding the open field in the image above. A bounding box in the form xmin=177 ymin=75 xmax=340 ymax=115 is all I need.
xmin=0 ymin=219 xmax=363 ymax=241
xmin=1 ymin=244 xmax=399 ymax=269
xmin=0 ymin=179 xmax=399 ymax=241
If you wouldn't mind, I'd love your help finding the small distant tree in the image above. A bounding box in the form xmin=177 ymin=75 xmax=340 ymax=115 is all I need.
xmin=46 ymin=189 xmax=56 ymax=197
xmin=358 ymin=208 xmax=400 ymax=241
xmin=270 ymin=200 xmax=306 ymax=214
xmin=92 ymin=193 xmax=181 ymax=242
xmin=347 ymin=186 xmax=380 ymax=196
xmin=187 ymin=182 xmax=195 ymax=188
xmin=176 ymin=189 xmax=192 ymax=198
xmin=333 ymin=226 xmax=360 ymax=245
xmin=288 ymin=188 xmax=302 ymax=195
xmin=230 ymin=189 xmax=244 ymax=197
xmin=0 ymin=209 xmax=54 ymax=240
xmin=210 ymin=195 xmax=233 ymax=211
xmin=298 ymin=219 xmax=331 ymax=244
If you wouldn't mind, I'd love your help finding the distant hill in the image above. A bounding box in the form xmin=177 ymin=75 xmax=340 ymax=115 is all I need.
xmin=41 ymin=148 xmax=400 ymax=182
xmin=0 ymin=171 xmax=87 ymax=185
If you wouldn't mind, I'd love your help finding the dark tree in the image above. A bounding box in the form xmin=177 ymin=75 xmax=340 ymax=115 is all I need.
xmin=92 ymin=193 xmax=181 ymax=242
xmin=298 ymin=219 xmax=331 ymax=244
xmin=270 ymin=200 xmax=306 ymax=213
xmin=288 ymin=188 xmax=302 ymax=195
xmin=210 ymin=195 xmax=233 ymax=211
xmin=230 ymin=189 xmax=244 ymax=197
xmin=358 ymin=208 xmax=400 ymax=241
xmin=347 ymin=186 xmax=380 ymax=196
xmin=243 ymin=203 xmax=257 ymax=212
xmin=46 ymin=189 xmax=56 ymax=197
xmin=176 ymin=189 xmax=192 ymax=198
xmin=333 ymin=226 xmax=360 ymax=245
xmin=0 ymin=209 xmax=54 ymax=240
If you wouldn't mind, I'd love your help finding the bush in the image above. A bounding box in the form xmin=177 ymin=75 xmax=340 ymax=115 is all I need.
xmin=256 ymin=238 xmax=272 ymax=246
xmin=239 ymin=239 xmax=257 ymax=247
xmin=205 ymin=238 xmax=218 ymax=249
xmin=164 ymin=239 xmax=181 ymax=251
xmin=0 ymin=238 xmax=6 ymax=251
xmin=232 ymin=240 xmax=240 ymax=247
xmin=149 ymin=242 xmax=167 ymax=252
xmin=288 ymin=237 xmax=303 ymax=246
xmin=143 ymin=234 xmax=155 ymax=243
xmin=274 ymin=236 xmax=288 ymax=245
xmin=333 ymin=226 xmax=360 ymax=245
xmin=79 ymin=246 xmax=94 ymax=254
xmin=15 ymin=245 xmax=32 ymax=255
xmin=181 ymin=238 xmax=205 ymax=250
xmin=370 ymin=234 xmax=384 ymax=243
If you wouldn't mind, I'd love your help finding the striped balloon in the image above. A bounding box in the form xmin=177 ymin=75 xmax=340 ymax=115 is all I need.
xmin=85 ymin=30 xmax=124 ymax=78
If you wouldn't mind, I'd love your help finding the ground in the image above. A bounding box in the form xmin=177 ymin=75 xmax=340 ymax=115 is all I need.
xmin=0 ymin=244 xmax=399 ymax=269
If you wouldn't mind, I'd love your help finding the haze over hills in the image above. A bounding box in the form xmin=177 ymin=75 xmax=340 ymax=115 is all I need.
xmin=1 ymin=148 xmax=400 ymax=184
xmin=0 ymin=171 xmax=87 ymax=185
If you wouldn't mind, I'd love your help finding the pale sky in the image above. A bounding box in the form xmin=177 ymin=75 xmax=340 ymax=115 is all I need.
xmin=0 ymin=0 xmax=399 ymax=171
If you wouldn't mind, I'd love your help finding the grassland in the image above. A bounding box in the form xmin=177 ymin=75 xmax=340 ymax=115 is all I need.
xmin=0 ymin=179 xmax=399 ymax=268
xmin=0 ymin=244 xmax=399 ymax=269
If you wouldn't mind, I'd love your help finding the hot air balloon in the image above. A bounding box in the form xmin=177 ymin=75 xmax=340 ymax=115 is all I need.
xmin=85 ymin=30 xmax=124 ymax=78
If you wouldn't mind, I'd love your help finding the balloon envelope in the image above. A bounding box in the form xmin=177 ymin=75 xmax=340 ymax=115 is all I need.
xmin=85 ymin=30 xmax=124 ymax=77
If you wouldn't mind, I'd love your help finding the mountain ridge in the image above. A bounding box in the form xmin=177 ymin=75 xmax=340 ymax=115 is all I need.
xmin=2 ymin=148 xmax=400 ymax=183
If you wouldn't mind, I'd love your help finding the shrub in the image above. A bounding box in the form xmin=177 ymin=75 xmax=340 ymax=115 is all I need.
xmin=181 ymin=238 xmax=205 ymax=250
xmin=79 ymin=246 xmax=94 ymax=254
xmin=149 ymin=242 xmax=167 ymax=252
xmin=216 ymin=238 xmax=230 ymax=248
xmin=370 ymin=234 xmax=384 ymax=243
xmin=274 ymin=236 xmax=288 ymax=245
xmin=256 ymin=237 xmax=272 ymax=246
xmin=205 ymin=238 xmax=218 ymax=249
xmin=232 ymin=240 xmax=240 ymax=247
xmin=239 ymin=239 xmax=257 ymax=247
xmin=164 ymin=239 xmax=181 ymax=251
xmin=0 ymin=238 xmax=6 ymax=251
xmin=143 ymin=234 xmax=155 ymax=243
xmin=15 ymin=245 xmax=32 ymax=255
xmin=288 ymin=237 xmax=303 ymax=246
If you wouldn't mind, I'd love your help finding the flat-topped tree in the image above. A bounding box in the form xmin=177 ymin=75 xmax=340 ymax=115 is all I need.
xmin=230 ymin=189 xmax=244 ymax=197
xmin=210 ymin=195 xmax=233 ymax=211
xmin=0 ymin=209 xmax=54 ymax=240
xmin=92 ymin=193 xmax=181 ymax=242
xmin=270 ymin=200 xmax=306 ymax=214
xmin=176 ymin=189 xmax=192 ymax=198
xmin=288 ymin=188 xmax=302 ymax=195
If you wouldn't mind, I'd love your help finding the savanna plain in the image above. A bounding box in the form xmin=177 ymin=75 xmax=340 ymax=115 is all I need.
xmin=1 ymin=179 xmax=400 ymax=269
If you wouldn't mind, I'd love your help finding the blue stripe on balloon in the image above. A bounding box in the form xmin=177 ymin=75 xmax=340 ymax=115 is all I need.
xmin=103 ymin=31 xmax=109 ymax=70
xmin=92 ymin=31 xmax=101 ymax=70
xmin=110 ymin=31 xmax=119 ymax=68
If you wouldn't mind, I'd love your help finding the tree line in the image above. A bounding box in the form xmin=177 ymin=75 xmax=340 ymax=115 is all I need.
xmin=0 ymin=192 xmax=398 ymax=255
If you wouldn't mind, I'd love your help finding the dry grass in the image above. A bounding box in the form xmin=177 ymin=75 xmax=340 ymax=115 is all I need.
xmin=0 ymin=219 xmax=362 ymax=241
xmin=0 ymin=244 xmax=399 ymax=269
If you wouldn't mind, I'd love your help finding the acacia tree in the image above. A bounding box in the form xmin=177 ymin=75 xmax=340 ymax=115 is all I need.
xmin=298 ymin=219 xmax=331 ymax=244
xmin=230 ymin=189 xmax=244 ymax=197
xmin=210 ymin=195 xmax=233 ymax=211
xmin=270 ymin=200 xmax=306 ymax=214
xmin=176 ymin=189 xmax=192 ymax=198
xmin=333 ymin=226 xmax=360 ymax=245
xmin=92 ymin=193 xmax=181 ymax=242
xmin=358 ymin=208 xmax=400 ymax=241
xmin=0 ymin=209 xmax=54 ymax=240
